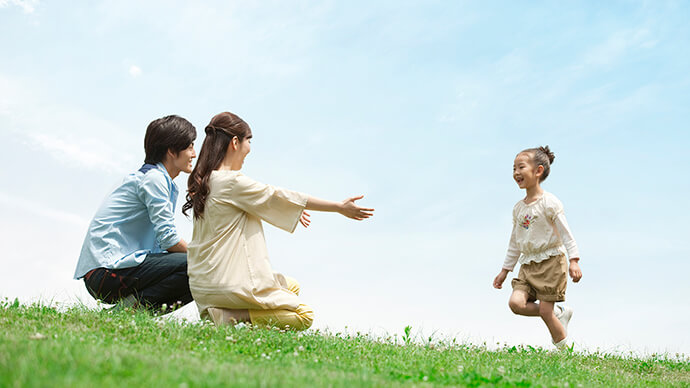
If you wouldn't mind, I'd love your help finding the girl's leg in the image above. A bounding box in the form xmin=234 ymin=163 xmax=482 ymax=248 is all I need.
xmin=539 ymin=300 xmax=566 ymax=343
xmin=508 ymin=290 xmax=540 ymax=316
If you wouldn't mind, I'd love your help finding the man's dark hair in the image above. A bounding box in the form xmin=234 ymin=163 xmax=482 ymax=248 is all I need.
xmin=144 ymin=115 xmax=197 ymax=164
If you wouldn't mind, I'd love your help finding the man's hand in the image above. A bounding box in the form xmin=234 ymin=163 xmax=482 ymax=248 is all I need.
xmin=569 ymin=258 xmax=582 ymax=282
xmin=493 ymin=269 xmax=509 ymax=289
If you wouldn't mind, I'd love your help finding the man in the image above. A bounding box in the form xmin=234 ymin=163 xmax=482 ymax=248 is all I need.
xmin=74 ymin=115 xmax=196 ymax=311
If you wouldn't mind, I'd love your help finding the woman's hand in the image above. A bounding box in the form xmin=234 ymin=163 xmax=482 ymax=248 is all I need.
xmin=339 ymin=195 xmax=375 ymax=220
xmin=299 ymin=210 xmax=311 ymax=228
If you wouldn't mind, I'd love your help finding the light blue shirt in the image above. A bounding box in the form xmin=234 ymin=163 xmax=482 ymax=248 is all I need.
xmin=73 ymin=163 xmax=181 ymax=279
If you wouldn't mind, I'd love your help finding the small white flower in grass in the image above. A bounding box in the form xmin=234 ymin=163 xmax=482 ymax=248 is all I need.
xmin=293 ymin=351 xmax=299 ymax=356
xmin=234 ymin=322 xmax=248 ymax=329
xmin=497 ymin=366 xmax=505 ymax=374
xmin=457 ymin=365 xmax=464 ymax=373
xmin=225 ymin=336 xmax=234 ymax=341
xmin=336 ymin=356 xmax=339 ymax=360
xmin=276 ymin=349 xmax=281 ymax=353
xmin=314 ymin=358 xmax=319 ymax=363
xmin=298 ymin=345 xmax=304 ymax=352
xmin=29 ymin=333 xmax=46 ymax=340
xmin=255 ymin=338 xmax=262 ymax=344
xmin=423 ymin=376 xmax=429 ymax=382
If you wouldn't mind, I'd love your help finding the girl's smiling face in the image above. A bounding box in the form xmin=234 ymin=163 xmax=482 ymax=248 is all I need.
xmin=513 ymin=152 xmax=543 ymax=189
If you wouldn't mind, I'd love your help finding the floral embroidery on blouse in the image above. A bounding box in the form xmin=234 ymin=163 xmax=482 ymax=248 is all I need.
xmin=521 ymin=214 xmax=537 ymax=230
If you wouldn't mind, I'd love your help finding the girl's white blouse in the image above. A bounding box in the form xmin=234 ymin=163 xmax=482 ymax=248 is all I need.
xmin=502 ymin=191 xmax=580 ymax=271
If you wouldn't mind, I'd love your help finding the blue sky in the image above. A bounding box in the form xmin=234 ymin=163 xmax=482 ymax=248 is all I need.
xmin=1 ymin=1 xmax=689 ymax=354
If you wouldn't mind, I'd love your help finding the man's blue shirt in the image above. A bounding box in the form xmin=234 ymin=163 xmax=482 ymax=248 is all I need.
xmin=73 ymin=163 xmax=181 ymax=279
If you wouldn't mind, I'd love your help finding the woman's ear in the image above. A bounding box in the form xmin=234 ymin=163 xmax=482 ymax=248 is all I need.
xmin=232 ymin=136 xmax=239 ymax=150
xmin=536 ymin=164 xmax=544 ymax=177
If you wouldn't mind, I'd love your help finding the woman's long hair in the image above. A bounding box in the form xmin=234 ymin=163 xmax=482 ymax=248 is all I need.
xmin=182 ymin=112 xmax=252 ymax=219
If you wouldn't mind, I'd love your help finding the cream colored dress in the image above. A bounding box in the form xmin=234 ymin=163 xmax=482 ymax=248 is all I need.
xmin=188 ymin=170 xmax=308 ymax=317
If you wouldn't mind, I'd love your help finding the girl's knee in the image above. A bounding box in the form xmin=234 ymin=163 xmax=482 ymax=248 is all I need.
xmin=508 ymin=299 xmax=524 ymax=314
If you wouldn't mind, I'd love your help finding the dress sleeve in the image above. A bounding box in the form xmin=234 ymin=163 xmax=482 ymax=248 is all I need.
xmin=230 ymin=174 xmax=308 ymax=233
xmin=139 ymin=172 xmax=181 ymax=250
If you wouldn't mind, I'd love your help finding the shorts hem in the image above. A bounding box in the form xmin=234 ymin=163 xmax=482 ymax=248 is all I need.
xmin=536 ymin=293 xmax=565 ymax=303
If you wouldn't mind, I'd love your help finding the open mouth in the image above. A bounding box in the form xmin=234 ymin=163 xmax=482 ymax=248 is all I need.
xmin=515 ymin=176 xmax=524 ymax=184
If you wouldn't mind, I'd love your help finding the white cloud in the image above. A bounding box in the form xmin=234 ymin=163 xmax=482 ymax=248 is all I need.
xmin=583 ymin=28 xmax=657 ymax=67
xmin=0 ymin=191 xmax=88 ymax=226
xmin=0 ymin=0 xmax=38 ymax=13
xmin=128 ymin=65 xmax=142 ymax=77
xmin=28 ymin=132 xmax=131 ymax=174
xmin=1 ymin=74 xmax=139 ymax=174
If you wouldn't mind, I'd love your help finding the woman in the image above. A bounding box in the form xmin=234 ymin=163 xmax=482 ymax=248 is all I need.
xmin=183 ymin=112 xmax=374 ymax=330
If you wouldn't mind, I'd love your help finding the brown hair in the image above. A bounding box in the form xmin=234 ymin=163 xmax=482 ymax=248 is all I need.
xmin=182 ymin=112 xmax=252 ymax=219
xmin=521 ymin=145 xmax=555 ymax=182
xmin=144 ymin=115 xmax=196 ymax=164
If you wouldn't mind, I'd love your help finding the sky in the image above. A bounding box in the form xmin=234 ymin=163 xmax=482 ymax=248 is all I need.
xmin=1 ymin=0 xmax=689 ymax=355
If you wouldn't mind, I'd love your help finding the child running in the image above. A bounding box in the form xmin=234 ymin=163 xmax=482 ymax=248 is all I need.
xmin=493 ymin=146 xmax=582 ymax=350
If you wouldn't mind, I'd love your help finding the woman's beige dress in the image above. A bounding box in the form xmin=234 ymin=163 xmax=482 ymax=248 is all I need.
xmin=188 ymin=170 xmax=313 ymax=328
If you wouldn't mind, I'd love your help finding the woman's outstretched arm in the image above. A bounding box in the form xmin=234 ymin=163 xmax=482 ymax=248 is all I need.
xmin=305 ymin=195 xmax=374 ymax=221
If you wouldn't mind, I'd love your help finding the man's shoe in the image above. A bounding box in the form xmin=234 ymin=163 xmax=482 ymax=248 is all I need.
xmin=108 ymin=294 xmax=139 ymax=313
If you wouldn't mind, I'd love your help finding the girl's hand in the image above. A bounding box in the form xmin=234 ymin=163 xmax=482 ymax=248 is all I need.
xmin=339 ymin=195 xmax=375 ymax=220
xmin=569 ymin=259 xmax=582 ymax=282
xmin=493 ymin=269 xmax=509 ymax=289
xmin=299 ymin=211 xmax=311 ymax=228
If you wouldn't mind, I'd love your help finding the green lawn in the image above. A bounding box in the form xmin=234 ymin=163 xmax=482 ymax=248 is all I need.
xmin=1 ymin=300 xmax=687 ymax=387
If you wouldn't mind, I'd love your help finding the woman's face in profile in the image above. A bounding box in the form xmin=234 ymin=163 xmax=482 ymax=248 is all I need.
xmin=235 ymin=137 xmax=251 ymax=169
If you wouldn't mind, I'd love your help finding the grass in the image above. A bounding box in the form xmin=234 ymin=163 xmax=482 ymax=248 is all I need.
xmin=1 ymin=300 xmax=688 ymax=387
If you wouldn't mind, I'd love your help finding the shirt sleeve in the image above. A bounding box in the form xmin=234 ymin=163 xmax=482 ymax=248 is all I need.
xmin=229 ymin=174 xmax=308 ymax=233
xmin=502 ymin=206 xmax=520 ymax=271
xmin=139 ymin=172 xmax=181 ymax=250
xmin=554 ymin=212 xmax=580 ymax=259
xmin=545 ymin=193 xmax=580 ymax=259
xmin=502 ymin=224 xmax=520 ymax=271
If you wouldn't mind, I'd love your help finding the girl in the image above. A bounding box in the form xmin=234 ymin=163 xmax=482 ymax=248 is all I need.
xmin=493 ymin=146 xmax=582 ymax=350
xmin=183 ymin=112 xmax=374 ymax=330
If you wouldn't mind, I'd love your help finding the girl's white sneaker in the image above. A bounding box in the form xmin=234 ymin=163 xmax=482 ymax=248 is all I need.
xmin=555 ymin=305 xmax=573 ymax=335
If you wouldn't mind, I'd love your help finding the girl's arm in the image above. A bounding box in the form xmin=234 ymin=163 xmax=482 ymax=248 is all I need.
xmin=553 ymin=213 xmax=582 ymax=282
xmin=494 ymin=226 xmax=520 ymax=289
xmin=305 ymin=195 xmax=374 ymax=220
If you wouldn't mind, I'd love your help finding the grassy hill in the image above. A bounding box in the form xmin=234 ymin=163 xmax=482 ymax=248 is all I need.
xmin=1 ymin=300 xmax=687 ymax=387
